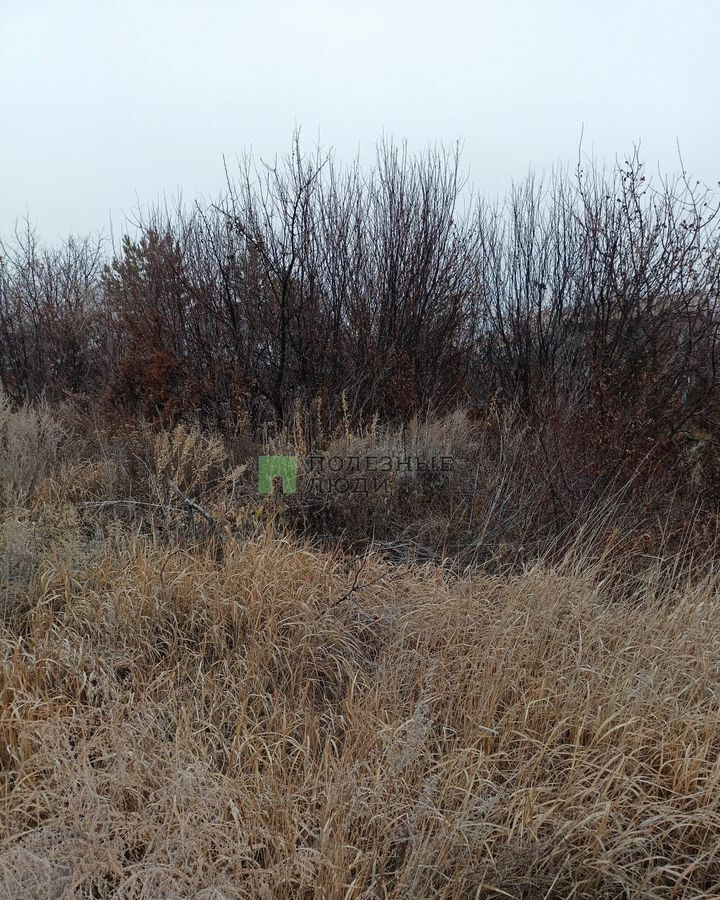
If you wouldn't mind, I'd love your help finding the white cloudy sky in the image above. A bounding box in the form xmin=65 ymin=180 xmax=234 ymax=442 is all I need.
xmin=1 ymin=0 xmax=717 ymax=241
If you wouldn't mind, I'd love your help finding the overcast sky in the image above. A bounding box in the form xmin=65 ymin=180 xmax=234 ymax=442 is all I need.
xmin=1 ymin=0 xmax=717 ymax=242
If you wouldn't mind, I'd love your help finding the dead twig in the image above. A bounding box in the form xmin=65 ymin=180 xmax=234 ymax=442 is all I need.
xmin=166 ymin=479 xmax=217 ymax=526
xmin=317 ymin=556 xmax=403 ymax=619
xmin=79 ymin=499 xmax=161 ymax=510
xmin=165 ymin=478 xmax=219 ymax=540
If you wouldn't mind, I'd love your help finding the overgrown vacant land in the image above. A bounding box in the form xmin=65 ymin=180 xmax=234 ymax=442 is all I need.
xmin=2 ymin=143 xmax=720 ymax=896
xmin=0 ymin=398 xmax=719 ymax=899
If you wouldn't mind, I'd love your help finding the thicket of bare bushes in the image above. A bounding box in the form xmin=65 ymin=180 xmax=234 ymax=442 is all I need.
xmin=1 ymin=138 xmax=718 ymax=555
xmin=2 ymin=140 xmax=718 ymax=432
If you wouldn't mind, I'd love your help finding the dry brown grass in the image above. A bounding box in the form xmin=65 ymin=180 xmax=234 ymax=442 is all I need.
xmin=2 ymin=524 xmax=720 ymax=897
xmin=0 ymin=392 xmax=65 ymax=511
xmin=2 ymin=396 xmax=720 ymax=897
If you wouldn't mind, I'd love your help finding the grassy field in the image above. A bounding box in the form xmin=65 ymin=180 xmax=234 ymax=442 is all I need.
xmin=1 ymin=397 xmax=720 ymax=898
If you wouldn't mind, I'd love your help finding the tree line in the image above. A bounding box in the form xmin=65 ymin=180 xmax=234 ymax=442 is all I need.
xmin=1 ymin=138 xmax=718 ymax=470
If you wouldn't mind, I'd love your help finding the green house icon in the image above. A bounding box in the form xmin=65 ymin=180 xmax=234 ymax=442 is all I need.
xmin=258 ymin=455 xmax=298 ymax=495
